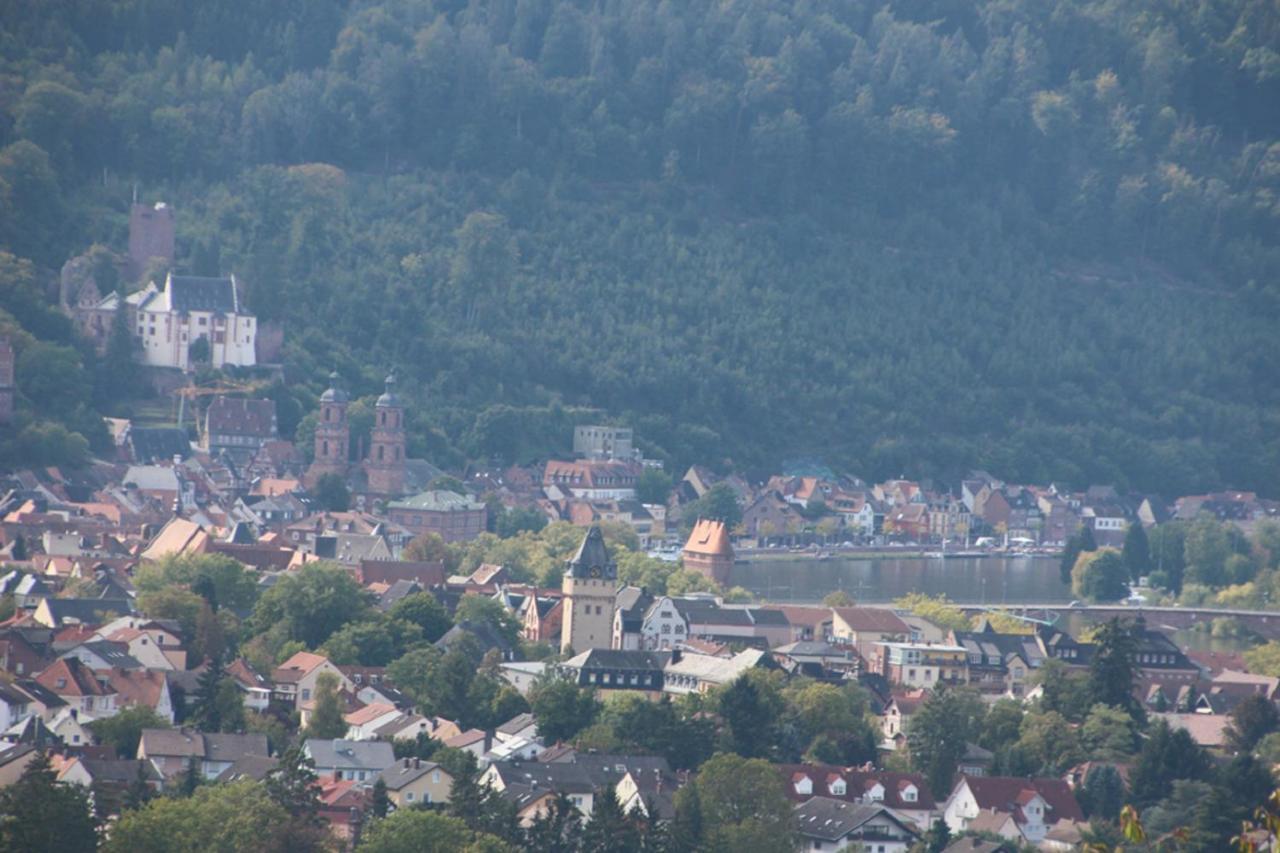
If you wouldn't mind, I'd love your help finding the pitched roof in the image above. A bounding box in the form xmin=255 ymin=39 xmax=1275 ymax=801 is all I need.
xmin=305 ymin=738 xmax=395 ymax=771
xmin=683 ymin=519 xmax=733 ymax=557
xmin=793 ymin=796 xmax=918 ymax=843
xmin=567 ymin=526 xmax=614 ymax=573
xmin=386 ymin=490 xmax=484 ymax=512
xmin=140 ymin=518 xmax=209 ymax=562
xmin=272 ymin=651 xmax=330 ymax=683
xmin=961 ymin=776 xmax=1084 ymax=824
xmin=378 ymin=758 xmax=448 ymax=790
xmin=36 ymin=658 xmax=111 ymax=697
xmin=164 ymin=274 xmax=240 ymax=314
xmin=205 ymin=397 xmax=276 ymax=438
xmin=832 ymin=607 xmax=911 ymax=635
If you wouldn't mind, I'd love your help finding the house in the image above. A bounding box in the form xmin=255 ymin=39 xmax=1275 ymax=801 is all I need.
xmin=560 ymin=649 xmax=670 ymax=693
xmin=377 ymin=757 xmax=454 ymax=808
xmin=483 ymin=753 xmax=673 ymax=819
xmin=781 ymin=764 xmax=937 ymax=830
xmin=33 ymin=597 xmax=134 ymax=629
xmin=830 ymin=608 xmax=911 ymax=656
xmin=139 ymin=517 xmax=209 ymax=562
xmin=612 ymin=586 xmax=653 ymax=650
xmin=35 ymin=658 xmax=116 ymax=721
xmin=765 ymin=605 xmax=834 ymax=643
xmin=103 ymin=668 xmax=174 ymax=723
xmin=662 ymin=648 xmax=770 ymax=695
xmin=203 ymin=397 xmax=277 ymax=459
xmin=271 ymin=651 xmax=354 ymax=709
xmin=304 ymin=738 xmax=395 ymax=785
xmin=881 ymin=690 xmax=927 ymax=743
xmin=226 ymin=658 xmax=272 ymax=711
xmin=138 ymin=728 xmax=270 ymax=780
xmin=56 ymin=757 xmax=163 ymax=814
xmin=877 ymin=642 xmax=969 ymax=688
xmin=637 ymin=595 xmax=690 ymax=650
xmin=793 ymin=797 xmax=919 ymax=853
xmin=384 ymin=490 xmax=487 ymax=543
xmin=495 ymin=712 xmax=538 ymax=745
xmin=344 ymin=703 xmax=402 ymax=741
xmin=120 ymin=272 xmax=256 ymax=370
xmin=61 ymin=640 xmax=143 ymax=671
xmin=953 ymin=627 xmax=1040 ymax=697
xmin=742 ymin=490 xmax=805 ymax=540
xmin=498 ymin=661 xmax=546 ymax=696
xmin=98 ymin=621 xmax=187 ymax=670
xmin=943 ymin=776 xmax=1085 ymax=845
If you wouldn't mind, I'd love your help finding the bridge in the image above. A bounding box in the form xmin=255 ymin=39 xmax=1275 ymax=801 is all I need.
xmin=953 ymin=603 xmax=1280 ymax=640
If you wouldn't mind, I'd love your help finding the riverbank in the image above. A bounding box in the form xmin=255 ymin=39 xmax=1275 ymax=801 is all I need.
xmin=735 ymin=547 xmax=1061 ymax=563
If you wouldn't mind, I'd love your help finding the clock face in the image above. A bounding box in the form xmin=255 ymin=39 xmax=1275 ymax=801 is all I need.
xmin=589 ymin=565 xmax=602 ymax=578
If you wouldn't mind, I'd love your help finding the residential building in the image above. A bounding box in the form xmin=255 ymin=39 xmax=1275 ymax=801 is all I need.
xmin=304 ymin=738 xmax=395 ymax=785
xmin=560 ymin=648 xmax=670 ymax=693
xmin=202 ymin=397 xmax=277 ymax=459
xmin=271 ymin=651 xmax=354 ymax=709
xmin=138 ymin=728 xmax=270 ymax=780
xmin=543 ymin=459 xmax=640 ymax=500
xmin=793 ymin=797 xmax=919 ymax=853
xmin=781 ymin=764 xmax=936 ymax=831
xmin=877 ymin=642 xmax=969 ymax=688
xmin=122 ymin=272 xmax=257 ymax=370
xmin=385 ymin=490 xmax=487 ymax=543
xmin=377 ymin=758 xmax=453 ymax=808
xmin=943 ymin=776 xmax=1085 ymax=845
xmin=573 ymin=425 xmax=635 ymax=461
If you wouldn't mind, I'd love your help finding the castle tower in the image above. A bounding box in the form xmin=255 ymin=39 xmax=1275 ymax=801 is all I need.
xmin=127 ymin=201 xmax=175 ymax=282
xmin=305 ymin=371 xmax=350 ymax=488
xmin=365 ymin=372 xmax=406 ymax=497
xmin=682 ymin=518 xmax=735 ymax=587
xmin=561 ymin=526 xmax=619 ymax=655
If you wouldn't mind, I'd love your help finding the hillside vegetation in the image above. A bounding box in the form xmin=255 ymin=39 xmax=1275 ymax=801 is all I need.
xmin=0 ymin=0 xmax=1278 ymax=493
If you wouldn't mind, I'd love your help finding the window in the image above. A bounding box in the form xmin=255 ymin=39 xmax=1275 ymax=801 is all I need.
xmin=301 ymin=689 xmax=311 ymax=700
xmin=406 ymin=791 xmax=414 ymax=802
xmin=432 ymin=770 xmax=440 ymax=783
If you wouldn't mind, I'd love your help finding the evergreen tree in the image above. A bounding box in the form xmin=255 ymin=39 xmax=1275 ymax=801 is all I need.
xmin=190 ymin=653 xmax=226 ymax=732
xmin=1129 ymin=718 xmax=1212 ymax=806
xmin=923 ymin=818 xmax=951 ymax=853
xmin=1059 ymin=532 xmax=1082 ymax=586
xmin=1079 ymin=765 xmax=1125 ymax=820
xmin=1122 ymin=522 xmax=1152 ymax=582
xmin=264 ymin=744 xmax=330 ymax=851
xmin=1087 ymin=618 xmax=1142 ymax=718
xmin=524 ymin=791 xmax=581 ymax=853
xmin=1226 ymin=694 xmax=1280 ymax=752
xmin=370 ymin=778 xmax=390 ymax=819
xmin=670 ymin=782 xmax=703 ymax=853
xmin=10 ymin=535 xmax=26 ymax=561
xmin=178 ymin=754 xmax=202 ymax=797
xmin=123 ymin=760 xmax=153 ymax=811
xmin=580 ymin=785 xmax=638 ymax=853
xmin=718 ymin=674 xmax=779 ymax=758
xmin=1080 ymin=524 xmax=1098 ymax=552
xmin=303 ymin=671 xmax=347 ymax=739
xmin=0 ymin=750 xmax=98 ymax=853
xmin=637 ymin=798 xmax=672 ymax=853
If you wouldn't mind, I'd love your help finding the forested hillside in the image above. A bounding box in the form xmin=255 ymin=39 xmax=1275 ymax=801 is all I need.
xmin=1 ymin=0 xmax=1278 ymax=494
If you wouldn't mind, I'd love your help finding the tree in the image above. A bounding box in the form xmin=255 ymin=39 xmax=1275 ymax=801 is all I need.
xmin=1072 ymin=549 xmax=1129 ymax=602
xmin=1128 ymin=718 xmax=1212 ymax=806
xmin=190 ymin=654 xmax=227 ymax=732
xmin=692 ymin=753 xmax=794 ymax=853
xmin=104 ymin=780 xmax=291 ymax=853
xmin=123 ymin=760 xmax=154 ymax=811
xmin=178 ymin=755 xmax=201 ymax=797
xmin=821 ymin=590 xmax=855 ymax=608
xmin=907 ymin=687 xmax=986 ymax=799
xmin=1079 ymin=764 xmax=1125 ymax=820
xmin=923 ymin=818 xmax=951 ymax=853
xmin=580 ymin=785 xmax=638 ymax=853
xmin=531 ymin=677 xmax=600 ymax=744
xmin=1227 ymin=694 xmax=1280 ymax=753
xmin=87 ymin=705 xmax=170 ymax=759
xmin=1080 ymin=524 xmax=1098 ymax=553
xmin=304 ymin=671 xmax=347 ymax=739
xmin=636 ymin=469 xmax=674 ymax=505
xmin=311 ymin=472 xmax=350 ymax=511
xmin=525 ymin=792 xmax=582 ymax=853
xmin=249 ymin=562 xmax=371 ymax=649
xmin=1081 ymin=703 xmax=1139 ymax=759
xmin=0 ymin=750 xmax=98 ymax=853
xmin=1015 ymin=710 xmax=1081 ymax=774
xmin=682 ymin=484 xmax=742 ymax=532
xmin=454 ymin=595 xmax=523 ymax=646
xmin=1122 ymin=522 xmax=1152 ymax=581
xmin=717 ymin=672 xmax=782 ymax=759
xmin=370 ymin=778 xmax=390 ymax=819
xmin=1245 ymin=641 xmax=1280 ymax=677
xmin=1087 ymin=618 xmax=1142 ymax=718
xmin=361 ymin=809 xmax=505 ymax=853
xmin=388 ymin=592 xmax=454 ymax=642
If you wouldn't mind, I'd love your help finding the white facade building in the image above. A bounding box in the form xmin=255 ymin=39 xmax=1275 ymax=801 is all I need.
xmin=123 ymin=273 xmax=257 ymax=370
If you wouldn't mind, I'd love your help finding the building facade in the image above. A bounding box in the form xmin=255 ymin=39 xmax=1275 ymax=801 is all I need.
xmin=561 ymin=526 xmax=618 ymax=655
xmin=123 ymin=273 xmax=257 ymax=370
xmin=385 ymin=490 xmax=487 ymax=543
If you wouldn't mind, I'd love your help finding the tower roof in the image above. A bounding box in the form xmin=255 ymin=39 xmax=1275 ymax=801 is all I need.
xmin=320 ymin=371 xmax=349 ymax=404
xmin=566 ymin=526 xmax=616 ymax=579
xmin=376 ymin=372 xmax=401 ymax=408
xmin=683 ymin=519 xmax=734 ymax=558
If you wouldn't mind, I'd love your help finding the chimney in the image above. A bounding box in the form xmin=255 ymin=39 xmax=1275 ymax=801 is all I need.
xmin=414 ymin=757 xmax=420 ymax=769
xmin=403 ymin=758 xmax=410 ymax=769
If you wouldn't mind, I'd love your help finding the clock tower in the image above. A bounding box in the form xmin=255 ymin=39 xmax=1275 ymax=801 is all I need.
xmin=561 ymin=526 xmax=618 ymax=655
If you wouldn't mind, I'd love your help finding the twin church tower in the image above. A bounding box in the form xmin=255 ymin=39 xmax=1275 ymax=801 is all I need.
xmin=304 ymin=371 xmax=407 ymax=497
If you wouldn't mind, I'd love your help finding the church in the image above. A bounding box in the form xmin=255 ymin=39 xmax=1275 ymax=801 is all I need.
xmin=304 ymin=371 xmax=440 ymax=501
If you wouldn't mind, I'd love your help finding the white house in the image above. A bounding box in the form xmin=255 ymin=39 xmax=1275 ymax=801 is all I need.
xmin=639 ymin=596 xmax=689 ymax=650
xmin=943 ymin=776 xmax=1085 ymax=845
xmin=123 ymin=272 xmax=256 ymax=370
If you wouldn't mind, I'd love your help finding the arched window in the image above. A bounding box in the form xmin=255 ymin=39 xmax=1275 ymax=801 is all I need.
xmin=322 ymin=440 xmax=329 ymax=456
xmin=377 ymin=446 xmax=384 ymax=461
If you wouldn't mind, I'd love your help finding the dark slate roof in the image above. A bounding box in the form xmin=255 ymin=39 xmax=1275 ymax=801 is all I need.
xmin=489 ymin=754 xmax=672 ymax=797
xmin=168 ymin=275 xmax=238 ymax=313
xmin=563 ymin=649 xmax=672 ymax=672
xmin=42 ymin=598 xmax=134 ymax=625
xmin=206 ymin=397 xmax=277 ymax=438
xmin=793 ymin=797 xmax=918 ymax=843
xmin=567 ymin=526 xmax=615 ymax=579
xmin=305 ymin=738 xmax=394 ymax=771
xmin=128 ymin=428 xmax=191 ymax=463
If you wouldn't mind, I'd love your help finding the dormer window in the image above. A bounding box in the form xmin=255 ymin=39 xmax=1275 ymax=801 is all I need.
xmin=829 ymin=780 xmax=846 ymax=796
xmin=903 ymin=785 xmax=917 ymax=802
xmin=794 ymin=776 xmax=812 ymax=796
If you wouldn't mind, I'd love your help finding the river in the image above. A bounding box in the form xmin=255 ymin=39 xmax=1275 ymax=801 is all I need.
xmin=734 ymin=554 xmax=1071 ymax=605
xmin=735 ymin=554 xmax=1253 ymax=654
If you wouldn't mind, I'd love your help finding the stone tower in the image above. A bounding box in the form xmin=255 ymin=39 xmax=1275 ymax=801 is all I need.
xmin=561 ymin=526 xmax=618 ymax=655
xmin=127 ymin=201 xmax=176 ymax=282
xmin=305 ymin=371 xmax=350 ymax=488
xmin=365 ymin=372 xmax=406 ymax=497
xmin=682 ymin=518 xmax=735 ymax=587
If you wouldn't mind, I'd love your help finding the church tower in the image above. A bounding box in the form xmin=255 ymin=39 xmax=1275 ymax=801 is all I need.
xmin=365 ymin=372 xmax=406 ymax=497
xmin=561 ymin=526 xmax=619 ymax=655
xmin=305 ymin=371 xmax=350 ymax=488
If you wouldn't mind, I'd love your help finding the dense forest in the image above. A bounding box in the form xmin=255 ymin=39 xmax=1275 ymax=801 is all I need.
xmin=1 ymin=0 xmax=1278 ymax=494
